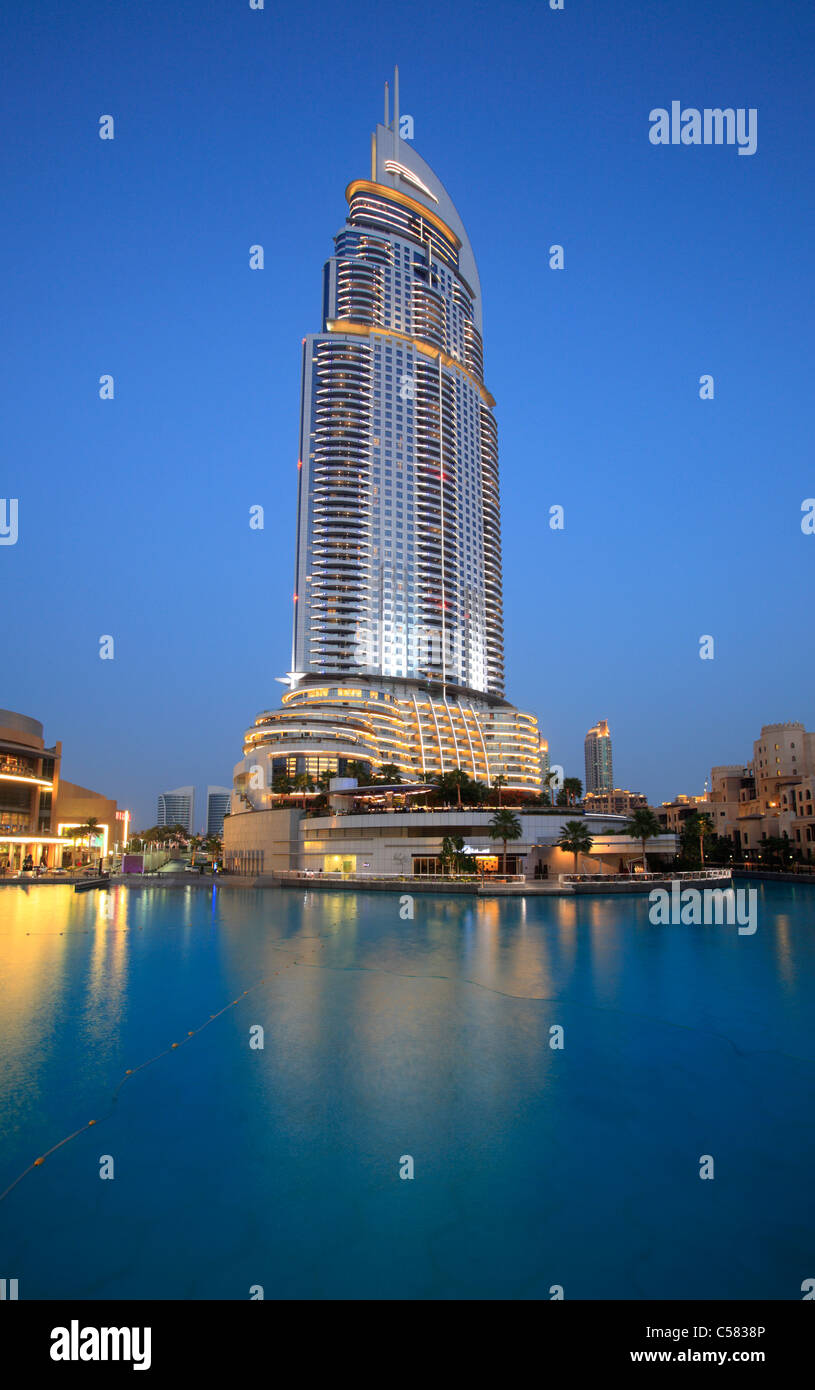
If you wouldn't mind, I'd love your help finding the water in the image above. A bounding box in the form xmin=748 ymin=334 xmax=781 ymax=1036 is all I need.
xmin=1 ymin=881 xmax=813 ymax=1299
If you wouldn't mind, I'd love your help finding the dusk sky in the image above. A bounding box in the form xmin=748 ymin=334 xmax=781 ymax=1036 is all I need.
xmin=2 ymin=0 xmax=813 ymax=828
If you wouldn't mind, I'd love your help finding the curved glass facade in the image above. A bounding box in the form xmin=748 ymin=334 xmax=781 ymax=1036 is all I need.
xmin=293 ymin=119 xmax=504 ymax=697
xmin=233 ymin=92 xmax=542 ymax=796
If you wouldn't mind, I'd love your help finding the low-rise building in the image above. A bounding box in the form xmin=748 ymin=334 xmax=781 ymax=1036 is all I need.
xmin=223 ymin=792 xmax=678 ymax=879
xmin=710 ymin=723 xmax=815 ymax=860
xmin=656 ymin=793 xmax=719 ymax=836
xmin=0 ymin=708 xmax=120 ymax=872
xmin=584 ymin=789 xmax=648 ymax=816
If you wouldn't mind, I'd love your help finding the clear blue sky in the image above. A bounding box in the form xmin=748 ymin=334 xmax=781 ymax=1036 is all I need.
xmin=2 ymin=0 xmax=813 ymax=827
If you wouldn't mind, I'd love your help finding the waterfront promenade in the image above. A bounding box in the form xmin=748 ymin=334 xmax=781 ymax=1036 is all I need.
xmin=1 ymin=868 xmax=737 ymax=896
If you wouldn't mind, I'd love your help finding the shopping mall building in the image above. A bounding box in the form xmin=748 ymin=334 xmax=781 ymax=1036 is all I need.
xmin=0 ymin=708 xmax=122 ymax=872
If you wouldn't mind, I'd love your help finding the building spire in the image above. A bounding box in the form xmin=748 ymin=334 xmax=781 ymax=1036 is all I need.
xmin=394 ymin=65 xmax=400 ymax=137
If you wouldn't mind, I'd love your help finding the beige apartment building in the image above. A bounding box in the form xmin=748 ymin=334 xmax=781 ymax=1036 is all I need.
xmin=659 ymin=723 xmax=815 ymax=861
xmin=657 ymin=792 xmax=724 ymax=836
xmin=711 ymin=722 xmax=815 ymax=859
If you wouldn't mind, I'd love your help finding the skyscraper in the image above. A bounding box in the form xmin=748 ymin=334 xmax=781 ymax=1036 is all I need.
xmin=157 ymin=786 xmax=195 ymax=834
xmin=206 ymin=786 xmax=231 ymax=837
xmin=584 ymin=721 xmax=613 ymax=795
xmin=233 ymin=74 xmax=541 ymax=795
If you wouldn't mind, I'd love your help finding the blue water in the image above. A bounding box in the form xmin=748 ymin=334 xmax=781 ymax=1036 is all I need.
xmin=1 ymin=881 xmax=814 ymax=1299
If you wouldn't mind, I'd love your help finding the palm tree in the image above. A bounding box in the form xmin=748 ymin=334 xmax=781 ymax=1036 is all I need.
xmin=203 ymin=835 xmax=222 ymax=865
xmin=430 ymin=770 xmax=464 ymax=809
xmin=80 ymin=817 xmax=102 ymax=865
xmin=188 ymin=834 xmax=203 ymax=866
xmin=469 ymin=779 xmax=490 ymax=806
xmin=563 ymin=777 xmax=583 ymax=806
xmin=488 ymin=808 xmax=523 ymax=876
xmin=377 ymin=763 xmax=403 ymax=784
xmin=293 ymin=773 xmax=313 ymax=807
xmin=624 ymin=807 xmax=663 ymax=873
xmin=447 ymin=768 xmax=468 ymax=809
xmin=493 ymin=774 xmax=507 ymax=807
xmin=60 ymin=825 xmax=84 ymax=868
xmin=166 ymin=823 xmax=189 ymax=853
xmin=543 ymin=770 xmax=558 ymax=807
xmin=682 ymin=811 xmax=714 ymax=866
xmin=557 ymin=820 xmax=594 ymax=875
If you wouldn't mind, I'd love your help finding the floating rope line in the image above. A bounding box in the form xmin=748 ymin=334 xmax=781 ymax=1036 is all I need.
xmin=0 ymin=919 xmax=342 ymax=1205
xmin=0 ymin=975 xmax=282 ymax=1205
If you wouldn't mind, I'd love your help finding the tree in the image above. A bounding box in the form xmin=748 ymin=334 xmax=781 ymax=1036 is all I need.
xmin=440 ymin=835 xmax=463 ymax=874
xmin=431 ymin=770 xmax=461 ymax=808
xmin=293 ymin=773 xmax=314 ymax=807
xmin=60 ymin=825 xmax=84 ymax=867
xmin=203 ymin=835 xmax=222 ymax=863
xmin=557 ymin=820 xmax=594 ymax=875
xmin=188 ymin=835 xmax=203 ymax=865
xmin=345 ymin=760 xmax=370 ymax=783
xmin=542 ymin=770 xmax=558 ymax=807
xmin=488 ymin=808 xmax=523 ymax=875
xmin=447 ymin=768 xmax=469 ymax=809
xmin=702 ymin=833 xmax=736 ymax=867
xmin=681 ymin=811 xmax=715 ymax=866
xmin=63 ymin=817 xmax=102 ymax=867
xmin=493 ymin=774 xmax=507 ymax=807
xmin=563 ymin=777 xmax=583 ymax=806
xmin=467 ymin=779 xmax=490 ymax=806
xmin=624 ymin=808 xmax=663 ymax=873
xmin=760 ymin=833 xmax=793 ymax=868
xmin=377 ymin=763 xmax=403 ymax=784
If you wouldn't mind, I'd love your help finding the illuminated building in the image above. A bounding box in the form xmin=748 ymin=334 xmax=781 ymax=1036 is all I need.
xmin=230 ymin=72 xmax=542 ymax=810
xmin=206 ymin=787 xmax=231 ymax=837
xmin=584 ymin=719 xmax=613 ymax=795
xmin=584 ymin=788 xmax=647 ymax=816
xmin=0 ymin=708 xmax=119 ymax=871
xmin=157 ymin=786 xmax=195 ymax=835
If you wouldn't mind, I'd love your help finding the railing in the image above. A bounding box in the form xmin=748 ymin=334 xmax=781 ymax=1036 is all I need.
xmin=300 ymin=804 xmax=577 ymax=818
xmin=277 ymin=869 xmax=526 ymax=884
xmin=561 ymin=869 xmax=732 ymax=884
xmin=737 ymin=864 xmax=815 ymax=877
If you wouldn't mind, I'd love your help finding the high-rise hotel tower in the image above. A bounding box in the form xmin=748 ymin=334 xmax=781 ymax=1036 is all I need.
xmin=584 ymin=720 xmax=614 ymax=795
xmin=233 ymin=77 xmax=542 ymax=798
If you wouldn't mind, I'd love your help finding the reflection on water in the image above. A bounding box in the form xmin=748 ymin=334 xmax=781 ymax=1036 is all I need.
xmin=0 ymin=882 xmax=814 ymax=1299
